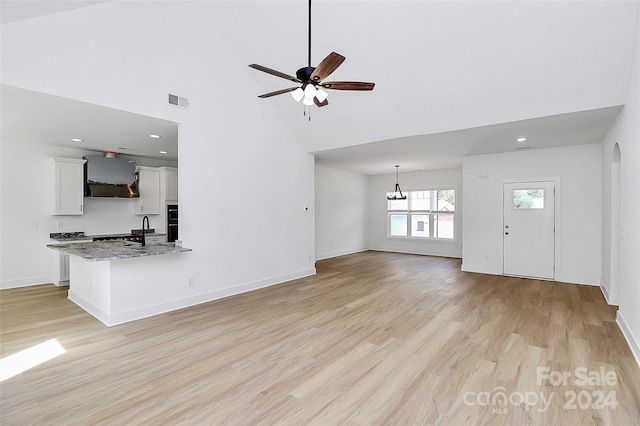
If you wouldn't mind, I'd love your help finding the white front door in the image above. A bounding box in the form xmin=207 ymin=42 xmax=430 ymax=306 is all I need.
xmin=503 ymin=181 xmax=555 ymax=279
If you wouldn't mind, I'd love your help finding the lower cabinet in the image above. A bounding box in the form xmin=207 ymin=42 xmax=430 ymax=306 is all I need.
xmin=60 ymin=253 xmax=70 ymax=284
xmin=52 ymin=240 xmax=92 ymax=286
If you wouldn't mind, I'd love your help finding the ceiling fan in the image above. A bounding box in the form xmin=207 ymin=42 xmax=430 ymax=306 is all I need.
xmin=248 ymin=0 xmax=375 ymax=108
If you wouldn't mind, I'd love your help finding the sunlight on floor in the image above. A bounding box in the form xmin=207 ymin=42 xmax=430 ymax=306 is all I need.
xmin=0 ymin=338 xmax=66 ymax=382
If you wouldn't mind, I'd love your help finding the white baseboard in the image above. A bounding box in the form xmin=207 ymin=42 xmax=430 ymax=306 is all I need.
xmin=460 ymin=263 xmax=501 ymax=275
xmin=598 ymin=281 xmax=618 ymax=306
xmin=599 ymin=284 xmax=620 ymax=306
xmin=316 ymin=248 xmax=367 ymax=261
xmin=554 ymin=273 xmax=599 ymax=286
xmin=599 ymin=284 xmax=610 ymax=303
xmin=616 ymin=311 xmax=640 ymax=368
xmin=68 ymin=290 xmax=112 ymax=325
xmin=370 ymin=248 xmax=462 ymax=259
xmin=1 ymin=276 xmax=51 ymax=290
xmin=69 ymin=267 xmax=316 ymax=327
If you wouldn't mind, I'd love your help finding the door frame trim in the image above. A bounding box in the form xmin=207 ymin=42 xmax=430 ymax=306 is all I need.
xmin=501 ymin=177 xmax=560 ymax=280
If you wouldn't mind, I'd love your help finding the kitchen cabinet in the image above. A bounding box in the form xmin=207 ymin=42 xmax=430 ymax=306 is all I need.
xmin=135 ymin=166 xmax=160 ymax=215
xmin=163 ymin=168 xmax=178 ymax=202
xmin=51 ymin=239 xmax=92 ymax=286
xmin=52 ymin=157 xmax=86 ymax=215
xmin=60 ymin=253 xmax=70 ymax=284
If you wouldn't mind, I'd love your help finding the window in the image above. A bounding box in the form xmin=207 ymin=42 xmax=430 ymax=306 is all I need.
xmin=387 ymin=189 xmax=455 ymax=239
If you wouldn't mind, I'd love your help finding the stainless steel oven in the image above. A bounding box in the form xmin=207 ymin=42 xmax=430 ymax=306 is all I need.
xmin=167 ymin=204 xmax=178 ymax=242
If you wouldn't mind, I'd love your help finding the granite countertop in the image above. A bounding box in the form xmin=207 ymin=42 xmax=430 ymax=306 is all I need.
xmin=49 ymin=231 xmax=166 ymax=242
xmin=47 ymin=240 xmax=191 ymax=261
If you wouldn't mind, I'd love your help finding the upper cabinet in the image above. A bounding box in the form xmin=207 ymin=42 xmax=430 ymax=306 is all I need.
xmin=52 ymin=157 xmax=86 ymax=215
xmin=135 ymin=166 xmax=161 ymax=215
xmin=161 ymin=167 xmax=178 ymax=203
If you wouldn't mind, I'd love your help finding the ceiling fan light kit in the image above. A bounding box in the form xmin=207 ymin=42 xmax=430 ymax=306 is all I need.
xmin=291 ymin=87 xmax=304 ymax=102
xmin=248 ymin=0 xmax=375 ymax=115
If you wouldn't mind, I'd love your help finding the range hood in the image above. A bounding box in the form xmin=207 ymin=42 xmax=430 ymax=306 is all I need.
xmin=84 ymin=154 xmax=139 ymax=198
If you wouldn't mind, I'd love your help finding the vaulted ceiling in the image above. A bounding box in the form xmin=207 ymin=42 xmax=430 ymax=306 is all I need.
xmin=2 ymin=1 xmax=638 ymax=174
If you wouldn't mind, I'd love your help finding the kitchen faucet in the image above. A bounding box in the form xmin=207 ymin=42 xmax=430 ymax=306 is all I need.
xmin=141 ymin=215 xmax=150 ymax=246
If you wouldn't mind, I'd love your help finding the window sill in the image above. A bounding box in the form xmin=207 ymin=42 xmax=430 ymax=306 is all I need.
xmin=386 ymin=236 xmax=459 ymax=244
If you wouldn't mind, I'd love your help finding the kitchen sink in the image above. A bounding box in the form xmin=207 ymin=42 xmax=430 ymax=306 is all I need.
xmin=131 ymin=228 xmax=155 ymax=235
xmin=124 ymin=241 xmax=174 ymax=248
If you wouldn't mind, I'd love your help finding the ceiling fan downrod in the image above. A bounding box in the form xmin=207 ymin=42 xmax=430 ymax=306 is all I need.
xmin=308 ymin=0 xmax=312 ymax=68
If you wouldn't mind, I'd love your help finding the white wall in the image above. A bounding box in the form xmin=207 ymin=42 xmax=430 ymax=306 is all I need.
xmin=315 ymin=165 xmax=368 ymax=260
xmin=462 ymin=144 xmax=602 ymax=285
xmin=1 ymin=3 xmax=315 ymax=302
xmin=600 ymin=1 xmax=640 ymax=365
xmin=368 ymin=169 xmax=462 ymax=258
xmin=0 ymin=140 xmax=176 ymax=288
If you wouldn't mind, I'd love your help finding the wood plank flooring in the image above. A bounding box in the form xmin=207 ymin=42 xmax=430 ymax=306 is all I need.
xmin=1 ymin=251 xmax=639 ymax=425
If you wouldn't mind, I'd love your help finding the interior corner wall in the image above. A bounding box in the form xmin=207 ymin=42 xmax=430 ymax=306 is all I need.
xmin=314 ymin=164 xmax=368 ymax=260
xmin=462 ymin=144 xmax=602 ymax=285
xmin=1 ymin=3 xmax=315 ymax=299
xmin=367 ymin=169 xmax=463 ymax=258
xmin=600 ymin=1 xmax=640 ymax=366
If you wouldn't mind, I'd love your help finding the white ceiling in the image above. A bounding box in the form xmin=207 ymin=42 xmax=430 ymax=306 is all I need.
xmin=1 ymin=1 xmax=637 ymax=174
xmin=314 ymin=106 xmax=623 ymax=174
xmin=1 ymin=85 xmax=179 ymax=161
xmin=0 ymin=0 xmax=110 ymax=25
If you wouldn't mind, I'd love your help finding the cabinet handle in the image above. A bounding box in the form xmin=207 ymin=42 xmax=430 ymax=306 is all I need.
xmin=80 ymin=204 xmax=83 ymax=212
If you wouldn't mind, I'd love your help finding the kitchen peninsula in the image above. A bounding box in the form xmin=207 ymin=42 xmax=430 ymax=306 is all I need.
xmin=48 ymin=240 xmax=192 ymax=327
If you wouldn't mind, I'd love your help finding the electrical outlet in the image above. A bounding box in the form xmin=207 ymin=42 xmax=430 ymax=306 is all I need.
xmin=31 ymin=222 xmax=38 ymax=230
xmin=57 ymin=221 xmax=64 ymax=229
xmin=188 ymin=277 xmax=194 ymax=286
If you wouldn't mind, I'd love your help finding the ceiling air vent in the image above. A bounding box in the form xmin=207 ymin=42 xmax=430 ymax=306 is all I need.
xmin=168 ymin=93 xmax=189 ymax=109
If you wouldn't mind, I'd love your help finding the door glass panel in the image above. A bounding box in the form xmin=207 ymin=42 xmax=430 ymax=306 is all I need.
xmin=389 ymin=215 xmax=408 ymax=236
xmin=513 ymin=189 xmax=544 ymax=209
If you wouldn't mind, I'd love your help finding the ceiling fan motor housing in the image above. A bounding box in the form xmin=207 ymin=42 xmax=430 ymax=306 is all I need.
xmin=296 ymin=66 xmax=316 ymax=84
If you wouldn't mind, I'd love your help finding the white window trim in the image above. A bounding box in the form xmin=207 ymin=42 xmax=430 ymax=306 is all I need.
xmin=387 ymin=188 xmax=457 ymax=241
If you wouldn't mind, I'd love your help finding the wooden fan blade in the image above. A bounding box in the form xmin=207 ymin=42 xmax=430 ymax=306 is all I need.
xmin=310 ymin=52 xmax=346 ymax=82
xmin=321 ymin=81 xmax=375 ymax=91
xmin=258 ymin=87 xmax=299 ymax=98
xmin=249 ymin=64 xmax=301 ymax=83
xmin=314 ymin=97 xmax=329 ymax=107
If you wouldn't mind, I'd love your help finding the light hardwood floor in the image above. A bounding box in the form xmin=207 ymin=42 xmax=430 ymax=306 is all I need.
xmin=1 ymin=251 xmax=639 ymax=425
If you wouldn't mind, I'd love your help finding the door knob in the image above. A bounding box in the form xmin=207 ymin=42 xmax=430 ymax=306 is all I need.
xmin=505 ymin=232 xmax=509 ymax=235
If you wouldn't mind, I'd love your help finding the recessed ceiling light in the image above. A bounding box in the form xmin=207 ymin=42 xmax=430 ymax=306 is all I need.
xmin=149 ymin=134 xmax=161 ymax=139
xmin=516 ymin=137 xmax=527 ymax=142
xmin=71 ymin=138 xmax=83 ymax=142
xmin=159 ymin=151 xmax=168 ymax=154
